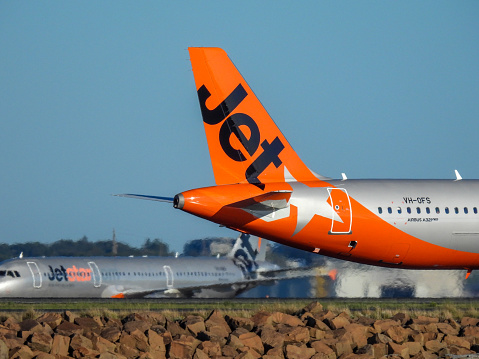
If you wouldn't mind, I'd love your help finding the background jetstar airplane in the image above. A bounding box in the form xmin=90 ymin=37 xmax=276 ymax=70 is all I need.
xmin=0 ymin=234 xmax=318 ymax=298
xmin=118 ymin=47 xmax=479 ymax=278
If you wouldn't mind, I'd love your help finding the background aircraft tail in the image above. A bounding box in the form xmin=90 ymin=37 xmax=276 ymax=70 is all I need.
xmin=188 ymin=47 xmax=328 ymax=187
xmin=228 ymin=233 xmax=266 ymax=278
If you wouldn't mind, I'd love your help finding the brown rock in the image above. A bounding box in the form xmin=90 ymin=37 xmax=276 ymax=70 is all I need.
xmin=424 ymin=339 xmax=446 ymax=353
xmin=74 ymin=317 xmax=102 ymax=335
xmin=405 ymin=341 xmax=423 ymax=356
xmin=101 ymin=326 xmax=122 ymax=342
xmin=28 ymin=332 xmax=53 ymax=353
xmin=325 ymin=315 xmax=350 ymax=330
xmin=222 ymin=344 xmax=239 ymax=357
xmin=36 ymin=313 xmax=63 ymax=330
xmin=443 ymin=334 xmax=471 ymax=349
xmin=205 ymin=310 xmax=231 ymax=338
xmin=266 ymin=346 xmax=285 ymax=358
xmin=388 ymin=342 xmax=409 ymax=357
xmin=50 ymin=334 xmax=70 ymax=356
xmin=333 ymin=338 xmax=353 ymax=357
xmin=169 ymin=335 xmax=201 ymax=359
xmin=270 ymin=312 xmax=304 ymax=327
xmin=99 ymin=352 xmax=127 ymax=359
xmin=436 ymin=322 xmax=458 ymax=336
xmin=251 ymin=311 xmax=273 ymax=329
xmin=0 ymin=340 xmax=8 ymax=359
xmin=461 ymin=316 xmax=479 ymax=327
xmin=123 ymin=320 xmax=150 ymax=334
xmin=391 ymin=312 xmax=411 ymax=325
xmin=18 ymin=319 xmax=43 ymax=333
xmin=386 ymin=325 xmax=409 ymax=344
xmin=3 ymin=317 xmax=21 ymax=331
xmin=184 ymin=318 xmax=206 ymax=337
xmin=9 ymin=345 xmax=34 ymax=359
xmin=193 ymin=347 xmax=209 ymax=359
xmin=116 ymin=342 xmax=139 ymax=358
xmin=94 ymin=336 xmax=117 ymax=353
xmin=198 ymin=340 xmax=221 ymax=356
xmin=309 ymin=328 xmax=326 ymax=340
xmin=373 ymin=319 xmax=400 ymax=333
xmin=71 ymin=346 xmax=100 ymax=358
xmin=413 ymin=316 xmax=438 ymax=324
xmin=32 ymin=353 xmax=55 ymax=359
xmin=357 ymin=316 xmax=376 ymax=327
xmin=285 ymin=344 xmax=315 ymax=359
xmin=236 ymin=348 xmax=262 ymax=359
xmin=0 ymin=327 xmax=18 ymax=339
xmin=344 ymin=323 xmax=369 ymax=348
xmin=448 ymin=345 xmax=476 ymax=355
xmin=166 ymin=319 xmax=189 ymax=338
xmin=411 ymin=350 xmax=439 ymax=359
xmin=371 ymin=343 xmax=388 ymax=358
xmin=55 ymin=321 xmax=83 ymax=336
xmin=261 ymin=327 xmax=285 ymax=350
xmin=278 ymin=325 xmax=310 ymax=344
xmin=130 ymin=328 xmax=149 ymax=352
xmin=302 ymin=301 xmax=324 ymax=314
xmin=64 ymin=310 xmax=78 ymax=323
xmin=463 ymin=325 xmax=479 ymax=338
xmin=147 ymin=329 xmax=166 ymax=353
xmin=225 ymin=315 xmax=255 ymax=331
xmin=70 ymin=334 xmax=93 ymax=351
xmin=310 ymin=340 xmax=336 ymax=357
xmin=238 ymin=332 xmax=264 ymax=355
xmin=409 ymin=332 xmax=424 ymax=346
xmin=371 ymin=333 xmax=392 ymax=344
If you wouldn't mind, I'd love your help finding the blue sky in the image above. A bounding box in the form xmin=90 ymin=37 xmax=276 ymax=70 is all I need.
xmin=1 ymin=2 xmax=478 ymax=253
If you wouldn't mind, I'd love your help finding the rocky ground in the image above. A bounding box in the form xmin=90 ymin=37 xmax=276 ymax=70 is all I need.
xmin=1 ymin=302 xmax=479 ymax=358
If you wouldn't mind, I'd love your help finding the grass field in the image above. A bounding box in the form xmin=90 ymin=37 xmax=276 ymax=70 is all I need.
xmin=1 ymin=298 xmax=478 ymax=321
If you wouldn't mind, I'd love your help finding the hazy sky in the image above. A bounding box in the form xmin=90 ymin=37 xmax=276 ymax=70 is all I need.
xmin=1 ymin=2 xmax=478 ymax=252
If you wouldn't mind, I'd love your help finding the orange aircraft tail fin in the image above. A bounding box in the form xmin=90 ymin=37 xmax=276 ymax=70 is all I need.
xmin=188 ymin=47 xmax=328 ymax=187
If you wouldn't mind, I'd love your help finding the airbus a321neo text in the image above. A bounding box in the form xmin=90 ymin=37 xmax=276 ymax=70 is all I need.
xmin=118 ymin=47 xmax=479 ymax=279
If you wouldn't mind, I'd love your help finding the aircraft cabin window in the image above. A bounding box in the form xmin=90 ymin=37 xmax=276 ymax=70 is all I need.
xmin=387 ymin=207 xmax=392 ymax=214
xmin=455 ymin=207 xmax=459 ymax=214
xmin=397 ymin=207 xmax=402 ymax=214
xmin=416 ymin=207 xmax=421 ymax=214
xmin=407 ymin=207 xmax=411 ymax=214
xmin=445 ymin=207 xmax=450 ymax=214
xmin=426 ymin=207 xmax=430 ymax=214
xmin=464 ymin=207 xmax=469 ymax=214
xmin=474 ymin=207 xmax=478 ymax=214
xmin=378 ymin=207 xmax=382 ymax=214
xmin=436 ymin=207 xmax=440 ymax=214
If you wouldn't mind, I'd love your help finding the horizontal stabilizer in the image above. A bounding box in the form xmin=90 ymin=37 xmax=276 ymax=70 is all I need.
xmin=114 ymin=194 xmax=174 ymax=203
xmin=229 ymin=190 xmax=292 ymax=211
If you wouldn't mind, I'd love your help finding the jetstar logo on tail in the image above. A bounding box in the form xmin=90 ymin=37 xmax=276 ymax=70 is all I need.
xmin=197 ymin=84 xmax=285 ymax=187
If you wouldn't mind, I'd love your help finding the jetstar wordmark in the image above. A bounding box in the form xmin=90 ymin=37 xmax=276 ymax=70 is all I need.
xmin=197 ymin=84 xmax=284 ymax=186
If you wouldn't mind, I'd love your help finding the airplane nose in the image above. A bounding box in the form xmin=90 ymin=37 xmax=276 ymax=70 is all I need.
xmin=173 ymin=194 xmax=184 ymax=209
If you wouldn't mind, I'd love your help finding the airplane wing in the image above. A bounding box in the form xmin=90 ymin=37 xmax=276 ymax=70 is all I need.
xmin=110 ymin=265 xmax=330 ymax=299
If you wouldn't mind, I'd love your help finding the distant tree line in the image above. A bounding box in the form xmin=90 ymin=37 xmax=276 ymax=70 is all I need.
xmin=0 ymin=235 xmax=328 ymax=267
xmin=0 ymin=236 xmax=172 ymax=262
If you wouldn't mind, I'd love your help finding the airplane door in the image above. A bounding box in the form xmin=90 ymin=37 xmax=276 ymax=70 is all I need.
xmin=88 ymin=262 xmax=102 ymax=288
xmin=327 ymin=188 xmax=352 ymax=234
xmin=163 ymin=265 xmax=174 ymax=288
xmin=26 ymin=262 xmax=42 ymax=288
